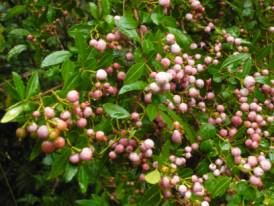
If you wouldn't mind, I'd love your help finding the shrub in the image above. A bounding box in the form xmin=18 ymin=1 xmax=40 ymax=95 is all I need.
xmin=0 ymin=0 xmax=273 ymax=205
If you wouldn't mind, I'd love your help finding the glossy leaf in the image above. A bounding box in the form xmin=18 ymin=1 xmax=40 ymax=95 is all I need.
xmin=26 ymin=72 xmax=40 ymax=98
xmin=8 ymin=44 xmax=27 ymax=60
xmin=0 ymin=103 xmax=24 ymax=123
xmin=119 ymin=81 xmax=147 ymax=95
xmin=103 ymin=103 xmax=130 ymax=119
xmin=41 ymin=50 xmax=71 ymax=68
xmin=146 ymin=104 xmax=158 ymax=121
xmin=12 ymin=72 xmax=25 ymax=99
xmin=124 ymin=63 xmax=146 ymax=84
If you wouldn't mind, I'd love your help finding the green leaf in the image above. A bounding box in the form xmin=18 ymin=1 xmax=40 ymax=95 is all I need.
xmin=89 ymin=3 xmax=99 ymax=19
xmin=41 ymin=50 xmax=71 ymax=68
xmin=157 ymin=140 xmax=171 ymax=165
xmin=159 ymin=111 xmax=173 ymax=128
xmin=6 ymin=5 xmax=27 ymax=19
xmin=255 ymin=76 xmax=270 ymax=85
xmin=12 ymin=72 xmax=25 ymax=99
xmin=96 ymin=49 xmax=113 ymax=68
xmin=167 ymin=27 xmax=192 ymax=49
xmin=146 ymin=104 xmax=158 ymax=121
xmin=119 ymin=81 xmax=147 ymax=95
xmin=198 ymin=123 xmax=217 ymax=139
xmin=142 ymin=39 xmax=154 ymax=54
xmin=78 ymin=164 xmax=90 ymax=193
xmin=144 ymin=169 xmax=161 ymax=184
xmin=9 ymin=28 xmax=30 ymax=37
xmin=47 ymin=6 xmax=56 ymax=23
xmin=204 ymin=175 xmax=231 ymax=198
xmin=61 ymin=73 xmax=81 ymax=95
xmin=0 ymin=103 xmax=24 ymax=123
xmin=116 ymin=15 xmax=140 ymax=42
xmin=124 ymin=63 xmax=146 ymax=84
xmin=26 ymin=72 xmax=40 ymax=98
xmin=254 ymin=88 xmax=265 ymax=102
xmin=160 ymin=105 xmax=196 ymax=143
xmin=241 ymin=58 xmax=252 ymax=77
xmin=64 ymin=164 xmax=78 ymax=183
xmin=76 ymin=195 xmax=108 ymax=206
xmin=116 ymin=16 xmax=138 ymax=29
xmin=118 ymin=27 xmax=140 ymax=42
xmin=100 ymin=0 xmax=111 ymax=16
xmin=61 ymin=60 xmax=76 ymax=85
xmin=48 ymin=148 xmax=70 ymax=179
xmin=138 ymin=185 xmax=161 ymax=206
xmin=221 ymin=53 xmax=251 ymax=69
xmin=8 ymin=44 xmax=27 ymax=60
xmin=103 ymin=103 xmax=130 ymax=119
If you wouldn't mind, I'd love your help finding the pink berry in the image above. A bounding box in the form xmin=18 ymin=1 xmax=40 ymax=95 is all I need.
xmin=69 ymin=153 xmax=80 ymax=164
xmin=231 ymin=147 xmax=241 ymax=156
xmin=67 ymin=90 xmax=79 ymax=103
xmin=37 ymin=125 xmax=49 ymax=139
xmin=79 ymin=147 xmax=93 ymax=161
xmin=96 ymin=69 xmax=107 ymax=80
xmin=171 ymin=130 xmax=182 ymax=144
xmin=260 ymin=159 xmax=271 ymax=171
xmin=44 ymin=107 xmax=55 ymax=119
xmin=41 ymin=141 xmax=55 ymax=154
xmin=77 ymin=118 xmax=87 ymax=128
xmin=159 ymin=0 xmax=170 ymax=7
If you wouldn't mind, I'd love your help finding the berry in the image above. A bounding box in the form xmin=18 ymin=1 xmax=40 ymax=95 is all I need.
xmin=79 ymin=147 xmax=93 ymax=161
xmin=37 ymin=125 xmax=49 ymax=139
xmin=67 ymin=90 xmax=79 ymax=103
xmin=41 ymin=141 xmax=55 ymax=154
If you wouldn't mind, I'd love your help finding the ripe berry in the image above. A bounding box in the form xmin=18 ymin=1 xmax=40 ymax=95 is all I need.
xmin=37 ymin=125 xmax=49 ymax=139
xmin=96 ymin=69 xmax=107 ymax=80
xmin=16 ymin=128 xmax=27 ymax=138
xmin=79 ymin=147 xmax=93 ymax=161
xmin=69 ymin=153 xmax=80 ymax=164
xmin=41 ymin=141 xmax=55 ymax=154
xmin=54 ymin=137 xmax=65 ymax=149
xmin=67 ymin=90 xmax=79 ymax=103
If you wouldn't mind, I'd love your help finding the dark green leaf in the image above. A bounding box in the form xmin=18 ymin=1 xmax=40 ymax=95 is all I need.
xmin=255 ymin=76 xmax=270 ymax=85
xmin=159 ymin=111 xmax=173 ymax=128
xmin=198 ymin=123 xmax=216 ymax=139
xmin=221 ymin=53 xmax=251 ymax=69
xmin=157 ymin=140 xmax=171 ymax=165
xmin=6 ymin=5 xmax=27 ymax=19
xmin=204 ymin=174 xmax=231 ymax=198
xmin=12 ymin=72 xmax=25 ymax=99
xmin=138 ymin=185 xmax=161 ymax=206
xmin=119 ymin=81 xmax=147 ymax=95
xmin=78 ymin=164 xmax=90 ymax=193
xmin=146 ymin=104 xmax=158 ymax=121
xmin=116 ymin=16 xmax=138 ymax=29
xmin=26 ymin=72 xmax=40 ymax=98
xmin=48 ymin=148 xmax=70 ymax=179
xmin=103 ymin=103 xmax=130 ymax=119
xmin=167 ymin=27 xmax=192 ymax=49
xmin=61 ymin=60 xmax=76 ymax=85
xmin=124 ymin=63 xmax=146 ymax=84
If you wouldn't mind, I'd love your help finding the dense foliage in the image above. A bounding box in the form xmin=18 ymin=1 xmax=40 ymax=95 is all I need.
xmin=0 ymin=0 xmax=273 ymax=205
